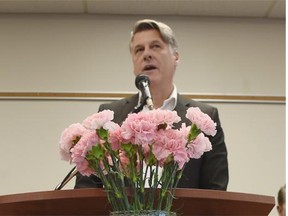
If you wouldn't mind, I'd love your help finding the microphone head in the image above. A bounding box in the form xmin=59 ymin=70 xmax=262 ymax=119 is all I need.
xmin=135 ymin=74 xmax=150 ymax=90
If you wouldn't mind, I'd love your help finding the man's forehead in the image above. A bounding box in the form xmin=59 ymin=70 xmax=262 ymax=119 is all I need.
xmin=131 ymin=30 xmax=164 ymax=47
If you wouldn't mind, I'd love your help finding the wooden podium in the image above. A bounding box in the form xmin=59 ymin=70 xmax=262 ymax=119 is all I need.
xmin=0 ymin=188 xmax=275 ymax=215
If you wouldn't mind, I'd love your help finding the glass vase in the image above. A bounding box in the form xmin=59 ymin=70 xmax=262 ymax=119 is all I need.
xmin=110 ymin=210 xmax=177 ymax=216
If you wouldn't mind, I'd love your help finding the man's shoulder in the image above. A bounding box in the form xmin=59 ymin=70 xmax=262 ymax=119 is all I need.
xmin=98 ymin=94 xmax=138 ymax=124
xmin=178 ymin=94 xmax=218 ymax=117
xmin=177 ymin=95 xmax=223 ymax=127
xmin=100 ymin=98 xmax=128 ymax=108
xmin=179 ymin=94 xmax=215 ymax=109
xmin=99 ymin=94 xmax=138 ymax=111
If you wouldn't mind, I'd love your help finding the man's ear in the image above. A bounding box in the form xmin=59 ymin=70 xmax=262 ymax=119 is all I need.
xmin=174 ymin=51 xmax=179 ymax=65
xmin=277 ymin=205 xmax=283 ymax=214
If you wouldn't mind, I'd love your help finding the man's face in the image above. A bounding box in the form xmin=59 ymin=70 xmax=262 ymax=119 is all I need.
xmin=130 ymin=29 xmax=179 ymax=87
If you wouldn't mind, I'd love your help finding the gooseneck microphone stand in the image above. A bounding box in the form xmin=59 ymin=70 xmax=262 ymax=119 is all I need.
xmin=132 ymin=97 xmax=148 ymax=113
xmin=54 ymin=166 xmax=78 ymax=190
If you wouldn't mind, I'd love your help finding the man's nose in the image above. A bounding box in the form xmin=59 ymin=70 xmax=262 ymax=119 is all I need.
xmin=143 ymin=49 xmax=152 ymax=61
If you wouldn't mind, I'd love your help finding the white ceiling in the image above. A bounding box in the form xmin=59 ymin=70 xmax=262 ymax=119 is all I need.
xmin=0 ymin=0 xmax=285 ymax=19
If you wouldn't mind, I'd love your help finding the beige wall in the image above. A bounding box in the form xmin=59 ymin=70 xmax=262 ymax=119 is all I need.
xmin=0 ymin=14 xmax=285 ymax=214
xmin=0 ymin=15 xmax=285 ymax=95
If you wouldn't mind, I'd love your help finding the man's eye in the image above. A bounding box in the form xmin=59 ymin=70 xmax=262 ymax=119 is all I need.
xmin=135 ymin=48 xmax=143 ymax=54
xmin=152 ymin=44 xmax=161 ymax=49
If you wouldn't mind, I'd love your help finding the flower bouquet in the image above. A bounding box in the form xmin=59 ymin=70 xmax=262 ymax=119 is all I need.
xmin=59 ymin=107 xmax=216 ymax=215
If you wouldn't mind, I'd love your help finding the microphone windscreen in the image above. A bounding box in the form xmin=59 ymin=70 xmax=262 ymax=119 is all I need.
xmin=135 ymin=74 xmax=150 ymax=90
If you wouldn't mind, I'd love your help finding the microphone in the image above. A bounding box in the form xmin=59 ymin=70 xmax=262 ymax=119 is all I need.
xmin=135 ymin=74 xmax=154 ymax=110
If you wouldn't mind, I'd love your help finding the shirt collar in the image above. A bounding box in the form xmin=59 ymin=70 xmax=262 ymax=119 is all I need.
xmin=162 ymin=85 xmax=177 ymax=110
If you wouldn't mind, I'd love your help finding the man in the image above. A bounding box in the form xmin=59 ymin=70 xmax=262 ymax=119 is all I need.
xmin=75 ymin=19 xmax=229 ymax=190
xmin=277 ymin=185 xmax=286 ymax=216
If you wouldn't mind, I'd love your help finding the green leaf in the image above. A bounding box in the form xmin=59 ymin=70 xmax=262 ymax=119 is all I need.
xmin=122 ymin=143 xmax=138 ymax=157
xmin=97 ymin=127 xmax=109 ymax=140
xmin=87 ymin=144 xmax=105 ymax=160
xmin=188 ymin=124 xmax=201 ymax=142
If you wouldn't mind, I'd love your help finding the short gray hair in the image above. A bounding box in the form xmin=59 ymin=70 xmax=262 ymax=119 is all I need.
xmin=278 ymin=185 xmax=286 ymax=206
xmin=130 ymin=19 xmax=178 ymax=53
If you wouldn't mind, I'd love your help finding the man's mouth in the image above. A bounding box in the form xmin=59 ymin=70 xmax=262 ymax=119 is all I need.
xmin=143 ymin=65 xmax=157 ymax=71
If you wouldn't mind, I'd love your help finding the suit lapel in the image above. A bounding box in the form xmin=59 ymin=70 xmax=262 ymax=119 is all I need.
xmin=115 ymin=94 xmax=139 ymax=124
xmin=174 ymin=94 xmax=193 ymax=128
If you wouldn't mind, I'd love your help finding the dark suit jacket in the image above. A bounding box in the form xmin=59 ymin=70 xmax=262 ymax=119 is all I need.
xmin=75 ymin=94 xmax=229 ymax=190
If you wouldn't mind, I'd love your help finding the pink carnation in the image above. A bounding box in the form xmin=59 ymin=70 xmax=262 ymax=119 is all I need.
xmin=186 ymin=133 xmax=212 ymax=159
xmin=153 ymin=129 xmax=189 ymax=169
xmin=151 ymin=109 xmax=181 ymax=129
xmin=60 ymin=108 xmax=215 ymax=183
xmin=186 ymin=107 xmax=217 ymax=136
xmin=82 ymin=110 xmax=114 ymax=130
xmin=108 ymin=124 xmax=122 ymax=151
xmin=121 ymin=112 xmax=157 ymax=146
xmin=71 ymin=130 xmax=99 ymax=176
xmin=104 ymin=121 xmax=119 ymax=132
xmin=59 ymin=123 xmax=89 ymax=161
xmin=179 ymin=123 xmax=191 ymax=138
